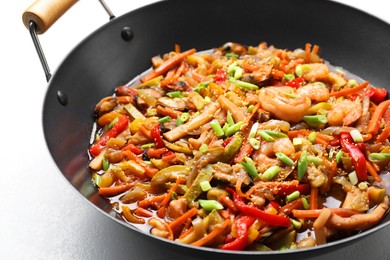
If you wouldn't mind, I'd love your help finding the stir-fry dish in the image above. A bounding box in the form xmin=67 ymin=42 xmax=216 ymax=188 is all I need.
xmin=88 ymin=42 xmax=390 ymax=251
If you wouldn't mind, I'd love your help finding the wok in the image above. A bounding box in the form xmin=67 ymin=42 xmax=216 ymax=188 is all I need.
xmin=23 ymin=0 xmax=390 ymax=259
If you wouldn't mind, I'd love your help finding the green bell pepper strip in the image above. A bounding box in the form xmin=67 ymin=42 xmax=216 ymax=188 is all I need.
xmin=226 ymin=187 xmax=291 ymax=228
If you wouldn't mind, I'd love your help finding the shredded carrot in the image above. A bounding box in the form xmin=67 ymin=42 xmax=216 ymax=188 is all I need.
xmin=138 ymin=194 xmax=166 ymax=208
xmin=312 ymin=44 xmax=319 ymax=55
xmin=157 ymin=177 xmax=184 ymax=218
xmin=161 ymin=61 xmax=187 ymax=86
xmin=174 ymin=43 xmax=181 ymax=53
xmin=219 ymin=194 xmax=238 ymax=212
xmin=310 ymin=188 xmax=318 ymax=210
xmin=191 ymin=218 xmax=231 ymax=247
xmin=287 ymin=129 xmax=311 ymax=139
xmin=329 ymin=81 xmax=369 ymax=98
xmin=135 ymin=207 xmax=154 ymax=218
xmin=366 ymin=161 xmax=382 ymax=182
xmin=376 ymin=126 xmax=390 ymax=143
xmin=98 ymin=183 xmax=132 ymax=197
xmin=368 ymin=99 xmax=390 ymax=135
xmin=179 ymin=226 xmax=194 ymax=239
xmin=169 ymin=207 xmax=198 ymax=231
xmin=141 ymin=48 xmax=196 ymax=83
xmin=305 ymin=43 xmax=311 ymax=61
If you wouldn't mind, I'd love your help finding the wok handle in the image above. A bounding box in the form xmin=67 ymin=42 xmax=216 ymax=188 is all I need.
xmin=22 ymin=0 xmax=78 ymax=34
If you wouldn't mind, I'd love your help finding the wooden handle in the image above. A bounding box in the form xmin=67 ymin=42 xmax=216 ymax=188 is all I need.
xmin=22 ymin=0 xmax=78 ymax=34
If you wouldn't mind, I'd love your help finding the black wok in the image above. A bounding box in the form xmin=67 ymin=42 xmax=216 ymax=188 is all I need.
xmin=23 ymin=0 xmax=390 ymax=259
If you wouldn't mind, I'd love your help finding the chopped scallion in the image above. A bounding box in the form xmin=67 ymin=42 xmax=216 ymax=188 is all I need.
xmin=141 ymin=143 xmax=155 ymax=149
xmin=102 ymin=156 xmax=109 ymax=171
xmin=108 ymin=117 xmax=119 ymax=130
xmin=240 ymin=157 xmax=259 ymax=179
xmin=297 ymin=151 xmax=308 ymax=181
xmin=261 ymin=165 xmax=280 ymax=181
xmin=275 ymin=152 xmax=295 ymax=166
xmin=198 ymin=199 xmax=224 ymax=211
xmin=249 ymin=138 xmax=261 ymax=150
xmin=303 ymin=115 xmax=328 ymax=126
xmin=350 ymin=129 xmax=363 ymax=143
xmin=167 ymin=91 xmax=184 ymax=98
xmin=200 ymin=180 xmax=212 ymax=191
xmin=229 ymin=78 xmax=259 ymax=90
xmin=368 ymin=153 xmax=390 ymax=162
xmin=158 ymin=116 xmax=171 ymax=124
xmin=336 ymin=150 xmax=343 ymax=163
xmin=210 ymin=120 xmax=225 ymax=137
xmin=227 ymin=111 xmax=235 ymax=126
xmin=258 ymin=130 xmax=275 ymax=142
xmin=286 ymin=191 xmax=300 ymax=202
xmin=348 ymin=171 xmax=358 ymax=185
xmin=261 ymin=130 xmax=288 ymax=138
xmin=225 ymin=121 xmax=243 ymax=136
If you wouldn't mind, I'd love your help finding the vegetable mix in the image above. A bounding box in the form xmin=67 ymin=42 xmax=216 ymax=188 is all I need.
xmin=88 ymin=42 xmax=390 ymax=251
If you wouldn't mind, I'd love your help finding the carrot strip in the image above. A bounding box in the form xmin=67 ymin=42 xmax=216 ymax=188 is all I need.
xmin=310 ymin=188 xmax=318 ymax=210
xmin=305 ymin=43 xmax=311 ymax=61
xmin=174 ymin=44 xmax=181 ymax=53
xmin=329 ymin=81 xmax=369 ymax=98
xmin=138 ymin=194 xmax=166 ymax=208
xmin=219 ymin=194 xmax=238 ymax=212
xmin=366 ymin=161 xmax=382 ymax=182
xmin=141 ymin=48 xmax=196 ymax=83
xmin=312 ymin=44 xmax=319 ymax=55
xmin=376 ymin=126 xmax=390 ymax=143
xmin=191 ymin=219 xmax=231 ymax=247
xmin=169 ymin=207 xmax=198 ymax=231
xmin=98 ymin=183 xmax=132 ymax=197
xmin=134 ymin=207 xmax=154 ymax=218
xmin=161 ymin=61 xmax=187 ymax=86
xmin=157 ymin=177 xmax=184 ymax=218
xmin=179 ymin=226 xmax=194 ymax=239
xmin=368 ymin=99 xmax=390 ymax=135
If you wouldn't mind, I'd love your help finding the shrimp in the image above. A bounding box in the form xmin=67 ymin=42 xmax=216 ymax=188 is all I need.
xmin=259 ymin=86 xmax=311 ymax=122
xmin=297 ymin=82 xmax=330 ymax=103
xmin=327 ymin=99 xmax=363 ymax=126
xmin=302 ymin=63 xmax=329 ymax=82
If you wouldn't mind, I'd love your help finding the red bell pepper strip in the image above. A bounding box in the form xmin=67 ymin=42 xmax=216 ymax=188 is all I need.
xmin=285 ymin=77 xmax=304 ymax=88
xmin=122 ymin=143 xmax=143 ymax=155
xmin=365 ymin=87 xmax=387 ymax=104
xmin=226 ymin=187 xmax=291 ymax=228
xmin=278 ymin=183 xmax=311 ymax=196
xmin=214 ymin=69 xmax=227 ymax=84
xmin=221 ymin=215 xmax=256 ymax=250
xmin=151 ymin=124 xmax=165 ymax=148
xmin=339 ymin=132 xmax=368 ymax=181
xmin=89 ymin=116 xmax=129 ymax=157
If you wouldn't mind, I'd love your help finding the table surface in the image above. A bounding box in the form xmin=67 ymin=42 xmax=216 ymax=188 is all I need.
xmin=3 ymin=1 xmax=390 ymax=259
